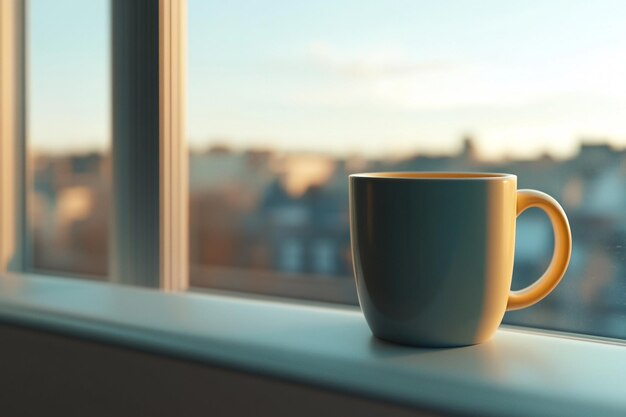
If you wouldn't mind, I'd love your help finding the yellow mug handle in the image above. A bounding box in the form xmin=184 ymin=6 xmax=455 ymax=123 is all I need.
xmin=507 ymin=189 xmax=572 ymax=311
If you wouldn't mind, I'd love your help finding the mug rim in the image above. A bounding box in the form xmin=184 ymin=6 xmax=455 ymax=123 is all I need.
xmin=350 ymin=172 xmax=516 ymax=181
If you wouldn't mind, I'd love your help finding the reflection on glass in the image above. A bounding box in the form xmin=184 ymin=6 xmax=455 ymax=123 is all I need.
xmin=28 ymin=0 xmax=110 ymax=277
xmin=187 ymin=0 xmax=626 ymax=339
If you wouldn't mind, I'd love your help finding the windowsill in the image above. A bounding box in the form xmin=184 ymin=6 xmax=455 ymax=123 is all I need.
xmin=0 ymin=273 xmax=624 ymax=417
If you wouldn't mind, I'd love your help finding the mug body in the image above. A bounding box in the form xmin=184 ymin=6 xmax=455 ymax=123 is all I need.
xmin=350 ymin=172 xmax=517 ymax=347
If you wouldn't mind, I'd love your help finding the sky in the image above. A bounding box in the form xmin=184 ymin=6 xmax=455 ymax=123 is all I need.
xmin=29 ymin=0 xmax=109 ymax=154
xmin=30 ymin=0 xmax=626 ymax=160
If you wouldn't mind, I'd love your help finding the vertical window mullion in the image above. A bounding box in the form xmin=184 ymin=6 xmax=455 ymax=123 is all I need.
xmin=111 ymin=0 xmax=187 ymax=290
xmin=159 ymin=0 xmax=188 ymax=291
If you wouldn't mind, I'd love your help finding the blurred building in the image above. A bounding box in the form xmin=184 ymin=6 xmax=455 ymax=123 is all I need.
xmin=32 ymin=152 xmax=110 ymax=277
xmin=33 ymin=137 xmax=626 ymax=337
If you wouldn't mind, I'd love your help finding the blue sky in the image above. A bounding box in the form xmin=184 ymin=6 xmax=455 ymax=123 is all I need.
xmin=30 ymin=0 xmax=626 ymax=160
xmin=29 ymin=0 xmax=109 ymax=154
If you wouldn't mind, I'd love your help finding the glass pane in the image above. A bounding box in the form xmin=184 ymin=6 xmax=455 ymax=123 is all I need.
xmin=187 ymin=1 xmax=626 ymax=338
xmin=28 ymin=0 xmax=110 ymax=278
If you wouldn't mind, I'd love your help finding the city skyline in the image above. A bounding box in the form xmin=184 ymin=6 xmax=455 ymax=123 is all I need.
xmin=30 ymin=137 xmax=626 ymax=338
xmin=30 ymin=0 xmax=626 ymax=160
xmin=30 ymin=134 xmax=626 ymax=161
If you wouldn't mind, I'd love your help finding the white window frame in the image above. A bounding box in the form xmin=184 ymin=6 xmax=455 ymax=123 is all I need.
xmin=110 ymin=0 xmax=187 ymax=290
xmin=0 ymin=0 xmax=26 ymax=273
xmin=1 ymin=0 xmax=188 ymax=291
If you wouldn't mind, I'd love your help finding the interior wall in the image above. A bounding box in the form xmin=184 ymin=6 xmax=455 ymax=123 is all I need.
xmin=0 ymin=323 xmax=453 ymax=417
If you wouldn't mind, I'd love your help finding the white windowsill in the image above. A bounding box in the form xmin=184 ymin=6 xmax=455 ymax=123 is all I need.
xmin=0 ymin=273 xmax=624 ymax=417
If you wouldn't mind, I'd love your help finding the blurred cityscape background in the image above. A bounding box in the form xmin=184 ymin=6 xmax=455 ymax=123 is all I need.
xmin=31 ymin=139 xmax=626 ymax=338
xmin=26 ymin=0 xmax=626 ymax=340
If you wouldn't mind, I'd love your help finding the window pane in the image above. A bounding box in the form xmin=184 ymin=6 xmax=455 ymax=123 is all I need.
xmin=28 ymin=0 xmax=110 ymax=278
xmin=187 ymin=1 xmax=626 ymax=338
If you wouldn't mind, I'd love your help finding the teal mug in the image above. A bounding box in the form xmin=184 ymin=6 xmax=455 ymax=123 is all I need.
xmin=349 ymin=172 xmax=572 ymax=347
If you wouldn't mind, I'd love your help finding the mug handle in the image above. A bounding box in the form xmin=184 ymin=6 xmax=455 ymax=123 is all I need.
xmin=507 ymin=189 xmax=572 ymax=311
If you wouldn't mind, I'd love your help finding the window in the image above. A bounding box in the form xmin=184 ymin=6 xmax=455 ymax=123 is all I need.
xmin=187 ymin=0 xmax=626 ymax=339
xmin=27 ymin=0 xmax=110 ymax=278
xmin=3 ymin=0 xmax=626 ymax=342
xmin=16 ymin=0 xmax=185 ymax=289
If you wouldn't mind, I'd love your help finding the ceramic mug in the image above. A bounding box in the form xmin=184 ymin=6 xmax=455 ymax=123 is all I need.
xmin=349 ymin=172 xmax=571 ymax=347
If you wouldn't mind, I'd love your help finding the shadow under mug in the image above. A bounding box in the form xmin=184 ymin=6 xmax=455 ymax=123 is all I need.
xmin=349 ymin=172 xmax=572 ymax=347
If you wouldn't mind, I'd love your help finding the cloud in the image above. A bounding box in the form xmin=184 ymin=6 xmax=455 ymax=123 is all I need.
xmin=301 ymin=41 xmax=514 ymax=110
xmin=296 ymin=40 xmax=626 ymax=113
xmin=307 ymin=41 xmax=457 ymax=78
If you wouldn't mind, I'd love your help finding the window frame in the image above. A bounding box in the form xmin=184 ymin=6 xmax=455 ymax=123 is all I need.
xmin=0 ymin=0 xmax=27 ymax=274
xmin=110 ymin=0 xmax=187 ymax=290
xmin=1 ymin=0 xmax=188 ymax=290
